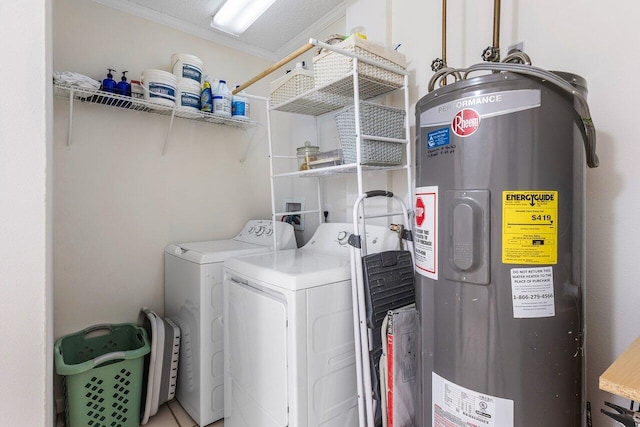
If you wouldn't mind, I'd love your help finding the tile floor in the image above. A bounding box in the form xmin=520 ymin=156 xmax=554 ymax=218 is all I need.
xmin=55 ymin=399 xmax=222 ymax=427
xmin=145 ymin=400 xmax=223 ymax=427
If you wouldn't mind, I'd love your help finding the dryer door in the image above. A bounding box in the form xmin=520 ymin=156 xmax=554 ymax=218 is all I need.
xmin=225 ymin=277 xmax=289 ymax=427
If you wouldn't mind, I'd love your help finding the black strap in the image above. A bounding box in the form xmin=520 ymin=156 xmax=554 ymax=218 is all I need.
xmin=365 ymin=190 xmax=393 ymax=198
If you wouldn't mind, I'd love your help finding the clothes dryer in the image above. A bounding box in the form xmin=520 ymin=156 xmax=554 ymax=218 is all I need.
xmin=164 ymin=220 xmax=296 ymax=426
xmin=223 ymin=223 xmax=398 ymax=427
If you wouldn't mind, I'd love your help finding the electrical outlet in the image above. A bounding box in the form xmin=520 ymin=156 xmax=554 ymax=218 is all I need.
xmin=508 ymin=41 xmax=524 ymax=54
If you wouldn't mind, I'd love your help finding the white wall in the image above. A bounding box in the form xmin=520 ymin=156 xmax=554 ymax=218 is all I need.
xmin=0 ymin=0 xmax=53 ymax=425
xmin=53 ymin=0 xmax=273 ymax=337
xmin=513 ymin=2 xmax=639 ymax=424
xmin=387 ymin=0 xmax=636 ymax=425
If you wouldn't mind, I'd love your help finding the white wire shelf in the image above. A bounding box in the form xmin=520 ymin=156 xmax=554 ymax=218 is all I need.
xmin=270 ymin=72 xmax=404 ymax=116
xmin=273 ymin=163 xmax=409 ymax=178
xmin=54 ymin=83 xmax=260 ymax=128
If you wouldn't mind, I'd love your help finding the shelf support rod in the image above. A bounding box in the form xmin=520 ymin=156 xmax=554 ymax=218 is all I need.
xmin=404 ymin=73 xmax=414 ymax=211
xmin=233 ymin=43 xmax=314 ymax=94
xmin=67 ymin=88 xmax=74 ymax=147
xmin=351 ymin=56 xmax=376 ymax=427
xmin=266 ymin=98 xmax=279 ymax=250
xmin=316 ymin=177 xmax=323 ymax=226
xmin=162 ymin=109 xmax=176 ymax=156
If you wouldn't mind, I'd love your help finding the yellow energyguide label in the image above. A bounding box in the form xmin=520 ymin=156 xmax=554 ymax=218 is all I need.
xmin=502 ymin=190 xmax=558 ymax=264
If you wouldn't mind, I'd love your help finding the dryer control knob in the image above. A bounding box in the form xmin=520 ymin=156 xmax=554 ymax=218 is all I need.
xmin=337 ymin=231 xmax=349 ymax=244
xmin=265 ymin=228 xmax=273 ymax=236
xmin=255 ymin=226 xmax=265 ymax=236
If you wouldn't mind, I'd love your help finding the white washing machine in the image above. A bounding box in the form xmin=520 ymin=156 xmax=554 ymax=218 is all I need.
xmin=222 ymin=223 xmax=398 ymax=427
xmin=164 ymin=220 xmax=296 ymax=426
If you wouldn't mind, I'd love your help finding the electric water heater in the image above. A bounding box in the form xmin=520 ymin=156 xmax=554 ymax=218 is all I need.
xmin=415 ymin=69 xmax=597 ymax=426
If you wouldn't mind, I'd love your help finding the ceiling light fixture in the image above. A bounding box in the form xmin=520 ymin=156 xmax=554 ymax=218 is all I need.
xmin=210 ymin=0 xmax=278 ymax=36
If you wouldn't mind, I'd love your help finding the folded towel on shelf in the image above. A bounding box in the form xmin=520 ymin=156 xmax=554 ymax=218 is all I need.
xmin=53 ymin=71 xmax=101 ymax=90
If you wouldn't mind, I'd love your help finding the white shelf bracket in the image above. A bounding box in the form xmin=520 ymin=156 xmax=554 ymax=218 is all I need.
xmin=67 ymin=88 xmax=74 ymax=147
xmin=241 ymin=94 xmax=269 ymax=163
xmin=239 ymin=127 xmax=256 ymax=164
xmin=162 ymin=109 xmax=176 ymax=156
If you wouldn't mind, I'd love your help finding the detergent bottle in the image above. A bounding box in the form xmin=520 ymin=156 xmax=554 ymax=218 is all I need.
xmin=200 ymin=75 xmax=213 ymax=112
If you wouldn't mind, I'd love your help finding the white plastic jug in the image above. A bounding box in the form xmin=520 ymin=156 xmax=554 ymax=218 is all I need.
xmin=212 ymin=79 xmax=232 ymax=117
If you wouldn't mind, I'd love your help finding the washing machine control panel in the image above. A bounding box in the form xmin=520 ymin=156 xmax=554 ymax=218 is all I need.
xmin=302 ymin=223 xmax=397 ymax=253
xmin=241 ymin=220 xmax=273 ymax=238
xmin=234 ymin=220 xmax=296 ymax=249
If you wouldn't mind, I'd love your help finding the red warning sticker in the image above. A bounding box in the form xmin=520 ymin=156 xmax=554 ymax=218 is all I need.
xmin=415 ymin=196 xmax=425 ymax=227
xmin=451 ymin=108 xmax=481 ymax=137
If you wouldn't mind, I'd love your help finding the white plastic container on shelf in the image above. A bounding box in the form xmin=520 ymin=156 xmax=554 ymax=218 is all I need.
xmin=212 ymin=79 xmax=232 ymax=117
xmin=231 ymin=85 xmax=250 ymax=120
xmin=171 ymin=53 xmax=203 ymax=84
xmin=130 ymin=80 xmax=144 ymax=99
xmin=140 ymin=69 xmax=177 ymax=107
xmin=176 ymin=78 xmax=201 ymax=112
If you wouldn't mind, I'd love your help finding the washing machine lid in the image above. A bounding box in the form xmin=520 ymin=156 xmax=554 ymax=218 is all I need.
xmin=165 ymin=240 xmax=269 ymax=264
xmin=224 ymin=249 xmax=351 ymax=291
xmin=164 ymin=220 xmax=296 ymax=265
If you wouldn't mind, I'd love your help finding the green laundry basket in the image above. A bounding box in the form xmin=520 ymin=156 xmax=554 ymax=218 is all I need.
xmin=54 ymin=323 xmax=150 ymax=427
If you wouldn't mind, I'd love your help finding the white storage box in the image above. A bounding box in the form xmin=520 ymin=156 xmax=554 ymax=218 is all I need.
xmin=269 ymin=68 xmax=314 ymax=107
xmin=308 ymin=149 xmax=343 ymax=169
xmin=313 ymin=36 xmax=406 ymax=88
xmin=335 ymin=102 xmax=405 ymax=166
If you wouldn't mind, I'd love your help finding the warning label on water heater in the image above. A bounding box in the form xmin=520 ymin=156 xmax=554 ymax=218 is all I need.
xmin=432 ymin=372 xmax=514 ymax=427
xmin=510 ymin=266 xmax=555 ymax=318
xmin=415 ymin=186 xmax=438 ymax=280
xmin=502 ymin=190 xmax=558 ymax=264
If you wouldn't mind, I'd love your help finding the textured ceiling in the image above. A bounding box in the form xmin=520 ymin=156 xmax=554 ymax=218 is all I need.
xmin=120 ymin=0 xmax=345 ymax=57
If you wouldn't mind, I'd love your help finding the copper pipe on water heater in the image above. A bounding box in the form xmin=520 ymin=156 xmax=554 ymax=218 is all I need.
xmin=492 ymin=0 xmax=501 ymax=54
xmin=481 ymin=0 xmax=501 ymax=61
xmin=432 ymin=0 xmax=502 ymax=87
xmin=442 ymin=0 xmax=447 ymax=67
xmin=441 ymin=0 xmax=501 ymax=63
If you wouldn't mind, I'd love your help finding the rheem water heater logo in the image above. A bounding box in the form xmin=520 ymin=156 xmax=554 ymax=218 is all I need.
xmin=451 ymin=108 xmax=481 ymax=137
